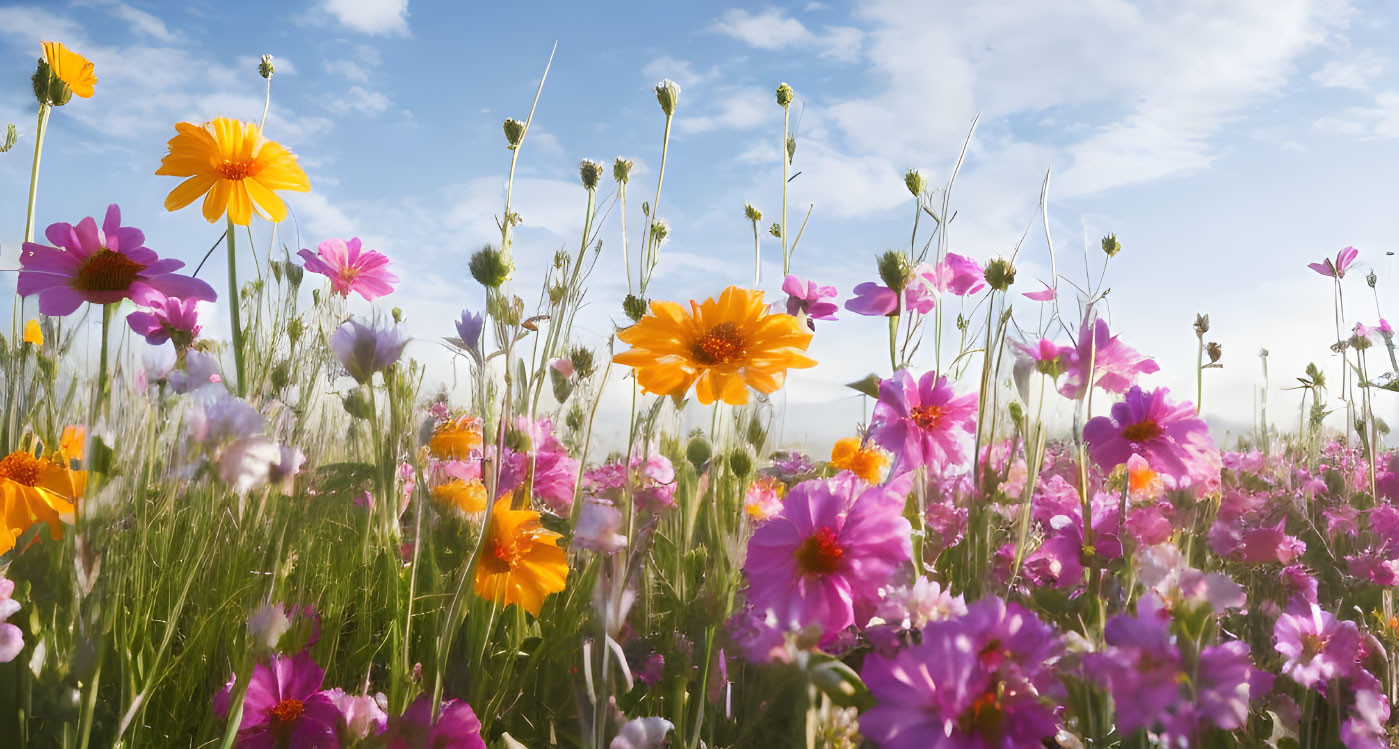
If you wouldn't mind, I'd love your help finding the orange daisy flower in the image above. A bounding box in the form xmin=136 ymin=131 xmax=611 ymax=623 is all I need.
xmin=155 ymin=118 xmax=310 ymax=225
xmin=614 ymin=286 xmax=815 ymax=405
xmin=41 ymin=41 xmax=96 ymax=98
xmin=428 ymin=415 xmax=483 ymax=461
xmin=829 ymin=436 xmax=889 ymax=484
xmin=0 ymin=448 xmax=85 ymax=556
xmin=473 ymin=498 xmax=567 ymax=616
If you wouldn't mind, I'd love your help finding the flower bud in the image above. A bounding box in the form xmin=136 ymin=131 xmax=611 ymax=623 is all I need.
xmin=776 ymin=82 xmax=794 ymax=108
xmin=904 ymin=169 xmax=926 ymax=197
xmin=877 ymin=250 xmax=913 ymax=294
xmin=579 ymin=159 xmax=604 ymax=191
xmin=1101 ymin=233 xmax=1121 ymax=258
xmin=1193 ymin=313 xmax=1210 ymax=336
xmin=728 ymin=447 xmax=754 ymax=478
xmin=686 ymin=435 xmax=712 ymax=470
xmin=0 ymin=124 xmax=16 ymax=153
xmin=32 ymin=59 xmax=71 ymax=107
xmin=503 ymin=118 xmax=525 ymax=149
xmin=1008 ymin=401 xmax=1024 ymax=424
xmin=613 ymin=157 xmax=633 ymax=184
xmin=786 ymin=135 xmax=797 ymax=163
xmin=569 ymin=346 xmax=597 ymax=380
xmin=745 ymin=204 xmax=762 ymax=223
xmin=983 ymin=257 xmax=1016 ymax=291
xmin=649 ymin=220 xmax=669 ymax=245
xmin=258 ymin=54 xmax=275 ymax=79
xmin=769 ymin=223 xmax=782 ymax=239
xmin=1206 ymin=342 xmax=1223 ymax=364
xmin=469 ymin=244 xmax=513 ymax=288
xmin=1368 ymin=270 xmax=1378 ymax=289
xmin=623 ymin=294 xmax=648 ymax=322
xmin=654 ymin=79 xmax=680 ymax=116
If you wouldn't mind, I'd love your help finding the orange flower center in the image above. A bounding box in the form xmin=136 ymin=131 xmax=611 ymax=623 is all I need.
xmin=794 ymin=526 xmax=845 ymax=575
xmin=959 ymin=687 xmax=1007 ymax=742
xmin=1122 ymin=420 xmax=1162 ymax=443
xmin=73 ymin=249 xmax=144 ymax=292
xmin=217 ymin=159 xmax=260 ymax=181
xmin=691 ymin=322 xmax=745 ymax=365
xmin=909 ymin=403 xmax=945 ymax=431
xmin=339 ymin=268 xmax=360 ymax=285
xmin=0 ymin=451 xmax=43 ymax=486
xmin=269 ymin=698 xmax=304 ymax=724
xmin=483 ymin=538 xmax=521 ymax=574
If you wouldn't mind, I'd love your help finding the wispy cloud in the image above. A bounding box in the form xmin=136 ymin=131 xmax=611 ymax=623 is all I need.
xmin=709 ymin=8 xmax=863 ymax=63
xmin=321 ymin=0 xmax=410 ymax=37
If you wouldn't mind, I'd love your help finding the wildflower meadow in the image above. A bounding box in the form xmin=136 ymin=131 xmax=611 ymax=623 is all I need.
xmin=5 ymin=24 xmax=1399 ymax=749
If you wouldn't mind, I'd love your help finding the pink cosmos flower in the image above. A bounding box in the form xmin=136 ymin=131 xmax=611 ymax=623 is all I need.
xmin=1059 ymin=316 xmax=1160 ymax=399
xmin=870 ymin=369 xmax=978 ymax=473
xmin=228 ymin=650 xmax=341 ymax=747
xmin=781 ymin=274 xmax=839 ymax=329
xmin=497 ymin=417 xmax=579 ymax=514
xmin=19 ymin=204 xmax=217 ymax=316
xmin=0 ymin=575 xmax=23 ymax=663
xmin=1308 ymin=246 xmax=1359 ymax=279
xmin=298 ymin=237 xmax=398 ymax=300
xmin=845 ymin=265 xmax=939 ymax=317
xmin=126 ymin=292 xmax=202 ymax=347
xmin=930 ymin=252 xmax=985 ymax=296
xmin=1023 ymin=281 xmax=1056 ymax=301
xmin=743 ymin=473 xmax=912 ymax=641
xmin=1083 ymin=386 xmax=1220 ymax=486
xmin=1273 ymin=600 xmax=1362 ymax=690
xmin=384 ymin=695 xmax=485 ymax=749
xmin=323 ymin=689 xmax=387 ymax=739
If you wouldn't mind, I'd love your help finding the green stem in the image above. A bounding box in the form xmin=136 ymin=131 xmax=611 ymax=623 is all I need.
xmin=23 ymin=103 xmax=50 ymax=245
xmin=641 ymin=115 xmax=673 ymax=293
xmin=1196 ymin=335 xmax=1204 ymax=413
xmin=887 ymin=314 xmax=899 ymax=372
xmin=93 ymin=304 xmax=112 ymax=419
xmin=780 ymin=105 xmax=790 ymax=274
xmin=225 ymin=216 xmax=245 ymax=396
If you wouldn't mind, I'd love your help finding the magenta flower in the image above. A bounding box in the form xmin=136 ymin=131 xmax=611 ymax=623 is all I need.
xmin=231 ymin=650 xmax=341 ymax=747
xmin=1084 ymin=386 xmax=1220 ymax=486
xmin=0 ymin=575 xmax=23 ymax=663
xmin=743 ymin=473 xmax=912 ymax=641
xmin=1059 ymin=316 xmax=1160 ymax=399
xmin=1308 ymin=246 xmax=1359 ymax=279
xmin=1084 ymin=603 xmax=1183 ymax=735
xmin=1023 ymin=281 xmax=1056 ymax=301
xmin=846 ymin=266 xmax=938 ymax=317
xmin=781 ymin=274 xmax=839 ymax=329
xmin=18 ymin=204 xmax=216 ymax=316
xmin=298 ymin=237 xmax=398 ymax=301
xmin=385 ymin=695 xmax=485 ymax=749
xmin=870 ymin=369 xmax=978 ymax=473
xmin=497 ymin=417 xmax=580 ymax=514
xmin=126 ymin=292 xmax=202 ymax=347
xmin=1274 ymin=600 xmax=1362 ymax=689
xmin=930 ymin=252 xmax=985 ymax=296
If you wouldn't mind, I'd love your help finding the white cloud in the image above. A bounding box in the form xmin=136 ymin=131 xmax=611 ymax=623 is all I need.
xmin=709 ymin=8 xmax=863 ymax=62
xmin=75 ymin=0 xmax=182 ymax=42
xmin=342 ymin=85 xmax=391 ymax=116
xmin=1311 ymin=90 xmax=1399 ymax=138
xmin=677 ymin=86 xmax=772 ymax=134
xmin=1311 ymin=52 xmax=1384 ymax=90
xmin=322 ymin=0 xmax=410 ymax=36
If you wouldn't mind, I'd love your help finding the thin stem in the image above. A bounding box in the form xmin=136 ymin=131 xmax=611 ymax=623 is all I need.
xmin=619 ymin=183 xmax=632 ymax=294
xmin=93 ymin=303 xmax=112 ymax=423
xmin=1196 ymin=334 xmax=1205 ymax=413
xmin=23 ymin=103 xmax=50 ymax=245
xmin=641 ymin=115 xmax=673 ymax=293
xmin=226 ymin=216 xmax=246 ymax=396
xmin=780 ymin=105 xmax=790 ymax=274
xmin=752 ymin=218 xmax=761 ymax=286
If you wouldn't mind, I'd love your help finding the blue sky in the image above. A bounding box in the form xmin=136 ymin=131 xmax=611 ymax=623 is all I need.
xmin=1 ymin=0 xmax=1398 ymax=446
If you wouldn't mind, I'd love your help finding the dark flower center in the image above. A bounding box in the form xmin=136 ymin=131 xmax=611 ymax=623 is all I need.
xmin=959 ymin=686 xmax=1007 ymax=744
xmin=794 ymin=526 xmax=845 ymax=575
xmin=73 ymin=249 xmax=145 ymax=292
xmin=483 ymin=539 xmax=519 ymax=574
xmin=1121 ymin=419 xmax=1162 ymax=443
xmin=217 ymin=159 xmax=259 ymax=181
xmin=269 ymin=698 xmax=304 ymax=724
xmin=0 ymin=451 xmax=43 ymax=486
xmin=909 ymin=403 xmax=945 ymax=431
xmin=691 ymin=322 xmax=745 ymax=365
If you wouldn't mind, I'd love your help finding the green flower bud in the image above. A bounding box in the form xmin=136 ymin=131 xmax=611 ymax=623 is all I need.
xmin=745 ymin=204 xmax=763 ymax=223
xmin=1008 ymin=401 xmax=1024 ymax=424
xmin=258 ymin=54 xmax=275 ymax=79
xmin=285 ymin=258 xmax=304 ymax=287
xmin=287 ymin=317 xmax=304 ymax=345
xmin=0 ymin=124 xmax=16 ymax=153
xmin=983 ymin=257 xmax=1016 ymax=291
xmin=343 ymin=388 xmax=373 ymax=420
xmin=904 ymin=169 xmax=926 ymax=197
xmin=503 ymin=118 xmax=525 ymax=149
xmin=32 ymin=59 xmax=71 ymax=107
xmin=1101 ymin=233 xmax=1121 ymax=258
xmin=1367 ymin=270 xmax=1378 ymax=289
xmin=877 ymin=250 xmax=913 ymax=294
xmin=769 ymin=223 xmax=782 ymax=239
xmin=579 ymin=159 xmax=604 ymax=191
xmin=654 ymin=79 xmax=681 ymax=116
xmin=649 ymin=220 xmax=669 ymax=245
xmin=565 ymin=403 xmax=585 ymax=432
xmin=776 ymin=82 xmax=794 ymax=108
xmin=392 ymin=307 xmax=404 ymax=324
xmin=569 ymin=346 xmax=597 ymax=380
xmin=613 ymin=156 xmax=633 ymax=184
xmin=786 ymin=135 xmax=797 ymax=163
xmin=469 ymin=244 xmax=513 ymax=288
xmin=686 ymin=435 xmax=713 ymax=470
xmin=623 ymin=294 xmax=648 ymax=322
xmin=728 ymin=448 xmax=754 ymax=478
xmin=271 ymin=360 xmax=291 ymax=390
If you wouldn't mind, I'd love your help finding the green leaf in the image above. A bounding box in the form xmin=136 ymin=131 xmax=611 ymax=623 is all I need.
xmin=807 ymin=655 xmax=874 ymax=710
xmin=846 ymin=373 xmax=881 ymax=399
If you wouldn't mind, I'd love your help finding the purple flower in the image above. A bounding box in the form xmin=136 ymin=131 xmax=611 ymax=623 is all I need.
xmin=384 ymin=695 xmax=485 ymax=749
xmin=869 ymin=369 xmax=978 ymax=474
xmin=0 ymin=575 xmax=23 ymax=663
xmin=930 ymin=252 xmax=985 ymax=296
xmin=1308 ymin=246 xmax=1359 ymax=279
xmin=574 ymin=499 xmax=626 ymax=553
xmin=1059 ymin=316 xmax=1160 ymax=399
xmin=18 ymin=204 xmax=216 ymax=317
xmin=1274 ymin=600 xmax=1362 ymax=689
xmin=330 ymin=318 xmax=409 ymax=385
xmin=453 ymin=309 xmax=484 ymax=356
xmin=1341 ymin=678 xmax=1391 ymax=749
xmin=1084 ymin=386 xmax=1220 ymax=487
xmin=496 ymin=417 xmax=579 ymax=514
xmin=231 ymin=650 xmax=340 ymax=747
xmin=1195 ymin=641 xmax=1268 ymax=731
xmin=126 ymin=292 xmax=202 ymax=347
xmin=743 ymin=473 xmax=912 ymax=641
xmin=1084 ymin=603 xmax=1183 ymax=735
xmin=323 ymin=689 xmax=387 ymax=739
xmin=845 ymin=281 xmax=900 ymax=316
xmin=781 ymin=274 xmax=839 ymax=329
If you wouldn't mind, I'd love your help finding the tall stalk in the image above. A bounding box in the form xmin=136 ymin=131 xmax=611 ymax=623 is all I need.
xmin=226 ymin=216 xmax=246 ymax=396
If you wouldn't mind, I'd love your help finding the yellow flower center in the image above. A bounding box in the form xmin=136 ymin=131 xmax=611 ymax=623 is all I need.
xmin=1122 ymin=420 xmax=1162 ymax=443
xmin=793 ymin=527 xmax=844 ymax=575
xmin=0 ymin=451 xmax=43 ymax=487
xmin=691 ymin=322 xmax=745 ymax=365
xmin=1300 ymin=631 xmax=1328 ymax=659
xmin=74 ymin=249 xmax=144 ymax=292
xmin=270 ymin=698 xmax=304 ymax=724
xmin=217 ymin=159 xmax=259 ymax=181
xmin=909 ymin=403 xmax=945 ymax=431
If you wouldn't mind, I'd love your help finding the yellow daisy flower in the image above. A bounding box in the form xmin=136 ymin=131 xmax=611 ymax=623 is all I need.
xmin=473 ymin=498 xmax=567 ymax=616
xmin=155 ymin=118 xmax=310 ymax=225
xmin=41 ymin=41 xmax=96 ymax=98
